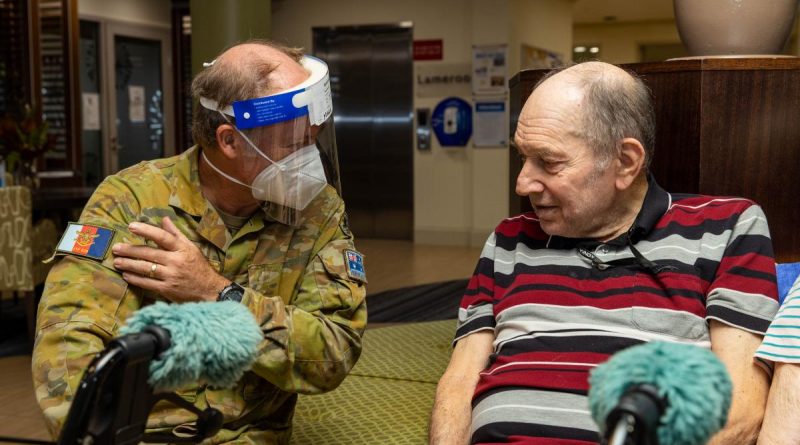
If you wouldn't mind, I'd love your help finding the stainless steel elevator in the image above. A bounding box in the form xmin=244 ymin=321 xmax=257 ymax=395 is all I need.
xmin=313 ymin=24 xmax=413 ymax=239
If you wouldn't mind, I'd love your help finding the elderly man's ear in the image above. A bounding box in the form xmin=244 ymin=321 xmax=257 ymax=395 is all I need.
xmin=614 ymin=137 xmax=647 ymax=190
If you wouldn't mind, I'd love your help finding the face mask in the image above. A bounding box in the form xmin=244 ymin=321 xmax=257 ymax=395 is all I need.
xmin=202 ymin=136 xmax=328 ymax=211
xmin=251 ymin=144 xmax=328 ymax=210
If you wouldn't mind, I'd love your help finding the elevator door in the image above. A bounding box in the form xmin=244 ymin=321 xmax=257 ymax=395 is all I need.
xmin=313 ymin=24 xmax=413 ymax=239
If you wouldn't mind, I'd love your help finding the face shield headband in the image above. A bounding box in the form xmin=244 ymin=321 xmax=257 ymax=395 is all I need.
xmin=199 ymin=55 xmax=333 ymax=129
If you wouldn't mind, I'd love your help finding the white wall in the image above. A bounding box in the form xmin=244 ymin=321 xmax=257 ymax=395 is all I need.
xmin=273 ymin=0 xmax=572 ymax=246
xmin=78 ymin=0 xmax=171 ymax=28
xmin=272 ymin=0 xmax=473 ymax=60
xmin=573 ymin=20 xmax=680 ymax=64
xmin=510 ymin=0 xmax=573 ymax=73
xmin=468 ymin=0 xmax=511 ymax=245
xmin=573 ymin=16 xmax=800 ymax=65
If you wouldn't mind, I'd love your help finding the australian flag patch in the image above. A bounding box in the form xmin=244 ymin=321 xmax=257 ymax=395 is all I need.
xmin=344 ymin=249 xmax=367 ymax=283
xmin=56 ymin=223 xmax=116 ymax=261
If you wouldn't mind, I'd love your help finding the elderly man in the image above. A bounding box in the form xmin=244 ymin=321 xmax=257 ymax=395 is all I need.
xmin=429 ymin=61 xmax=778 ymax=444
xmin=32 ymin=40 xmax=367 ymax=443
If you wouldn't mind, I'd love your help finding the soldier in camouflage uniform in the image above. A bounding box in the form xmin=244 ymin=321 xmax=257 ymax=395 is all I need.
xmin=31 ymin=41 xmax=367 ymax=444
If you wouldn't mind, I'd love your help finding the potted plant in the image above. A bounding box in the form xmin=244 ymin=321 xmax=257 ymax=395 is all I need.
xmin=674 ymin=0 xmax=800 ymax=57
xmin=0 ymin=104 xmax=57 ymax=188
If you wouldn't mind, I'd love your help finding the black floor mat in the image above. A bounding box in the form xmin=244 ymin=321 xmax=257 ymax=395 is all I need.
xmin=367 ymin=279 xmax=468 ymax=322
xmin=0 ymin=299 xmax=32 ymax=357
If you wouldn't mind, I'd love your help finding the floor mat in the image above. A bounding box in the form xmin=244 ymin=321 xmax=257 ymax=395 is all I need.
xmin=352 ymin=320 xmax=456 ymax=383
xmin=292 ymin=375 xmax=437 ymax=445
xmin=0 ymin=299 xmax=31 ymax=357
xmin=367 ymin=279 xmax=468 ymax=322
xmin=292 ymin=320 xmax=457 ymax=444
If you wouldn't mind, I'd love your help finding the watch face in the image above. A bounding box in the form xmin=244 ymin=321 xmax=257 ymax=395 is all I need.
xmin=220 ymin=283 xmax=244 ymax=303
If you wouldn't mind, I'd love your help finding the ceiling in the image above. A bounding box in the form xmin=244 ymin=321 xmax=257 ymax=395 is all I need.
xmin=572 ymin=0 xmax=675 ymax=24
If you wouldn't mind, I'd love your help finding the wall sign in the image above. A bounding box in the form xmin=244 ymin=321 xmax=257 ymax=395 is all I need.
xmin=431 ymin=97 xmax=472 ymax=147
xmin=415 ymin=63 xmax=471 ymax=98
xmin=414 ymin=39 xmax=443 ymax=61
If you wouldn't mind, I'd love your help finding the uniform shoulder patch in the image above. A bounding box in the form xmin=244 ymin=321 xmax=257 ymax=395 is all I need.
xmin=344 ymin=249 xmax=367 ymax=283
xmin=56 ymin=222 xmax=116 ymax=261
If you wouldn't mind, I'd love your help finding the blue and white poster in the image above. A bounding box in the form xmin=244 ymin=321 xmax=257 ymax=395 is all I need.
xmin=431 ymin=97 xmax=472 ymax=147
xmin=473 ymin=99 xmax=508 ymax=147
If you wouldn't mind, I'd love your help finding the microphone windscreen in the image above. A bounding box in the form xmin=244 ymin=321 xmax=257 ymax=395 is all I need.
xmin=588 ymin=341 xmax=732 ymax=445
xmin=120 ymin=301 xmax=263 ymax=392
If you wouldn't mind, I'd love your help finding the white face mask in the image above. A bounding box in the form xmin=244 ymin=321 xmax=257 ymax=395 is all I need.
xmin=251 ymin=144 xmax=328 ymax=210
xmin=202 ymin=128 xmax=328 ymax=211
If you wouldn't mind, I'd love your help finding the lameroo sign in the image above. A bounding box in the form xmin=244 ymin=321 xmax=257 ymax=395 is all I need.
xmin=415 ymin=63 xmax=471 ymax=98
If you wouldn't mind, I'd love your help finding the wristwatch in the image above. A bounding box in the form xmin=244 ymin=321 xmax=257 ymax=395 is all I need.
xmin=217 ymin=281 xmax=245 ymax=303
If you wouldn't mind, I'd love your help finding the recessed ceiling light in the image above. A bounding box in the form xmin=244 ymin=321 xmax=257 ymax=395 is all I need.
xmin=574 ymin=46 xmax=587 ymax=53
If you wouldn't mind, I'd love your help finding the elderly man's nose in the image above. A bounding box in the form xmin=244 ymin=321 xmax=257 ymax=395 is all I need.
xmin=516 ymin=163 xmax=544 ymax=196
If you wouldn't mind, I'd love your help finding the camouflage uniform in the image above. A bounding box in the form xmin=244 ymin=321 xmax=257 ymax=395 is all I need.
xmin=31 ymin=146 xmax=367 ymax=444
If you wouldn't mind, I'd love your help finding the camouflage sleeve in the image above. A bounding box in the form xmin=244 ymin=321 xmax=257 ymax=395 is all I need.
xmin=31 ymin=176 xmax=143 ymax=437
xmin=242 ymin=203 xmax=368 ymax=394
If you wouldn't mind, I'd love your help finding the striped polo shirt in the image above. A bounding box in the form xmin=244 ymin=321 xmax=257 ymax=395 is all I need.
xmin=456 ymin=178 xmax=779 ymax=444
xmin=755 ymin=277 xmax=800 ymax=363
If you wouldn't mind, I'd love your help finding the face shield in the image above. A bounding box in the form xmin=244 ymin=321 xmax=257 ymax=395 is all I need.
xmin=199 ymin=55 xmax=341 ymax=226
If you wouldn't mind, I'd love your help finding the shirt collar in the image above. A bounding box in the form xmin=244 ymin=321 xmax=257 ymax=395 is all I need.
xmin=546 ymin=174 xmax=670 ymax=249
xmin=167 ymin=145 xmax=209 ymax=217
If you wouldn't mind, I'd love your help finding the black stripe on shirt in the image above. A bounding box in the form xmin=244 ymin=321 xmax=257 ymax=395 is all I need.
xmin=455 ymin=316 xmax=495 ymax=342
xmin=500 ymin=281 xmax=705 ymax=303
xmin=497 ymin=334 xmax=643 ymax=357
xmin=649 ymin=216 xmax=743 ymax=242
xmin=471 ymin=421 xmax=599 ymax=444
xmin=723 ymin=234 xmax=774 ymax=257
xmin=706 ymin=304 xmax=771 ymax=333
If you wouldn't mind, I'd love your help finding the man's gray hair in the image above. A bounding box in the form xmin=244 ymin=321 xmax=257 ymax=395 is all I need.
xmin=190 ymin=39 xmax=304 ymax=150
xmin=536 ymin=63 xmax=656 ymax=170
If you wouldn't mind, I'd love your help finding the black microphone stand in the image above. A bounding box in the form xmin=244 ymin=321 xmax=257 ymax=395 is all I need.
xmin=58 ymin=326 xmax=223 ymax=445
xmin=0 ymin=326 xmax=223 ymax=445
xmin=603 ymin=384 xmax=666 ymax=445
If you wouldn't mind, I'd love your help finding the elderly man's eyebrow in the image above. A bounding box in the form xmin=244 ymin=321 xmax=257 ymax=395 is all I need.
xmin=516 ymin=142 xmax=560 ymax=158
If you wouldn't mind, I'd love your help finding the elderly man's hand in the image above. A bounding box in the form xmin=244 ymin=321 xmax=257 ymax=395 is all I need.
xmin=112 ymin=217 xmax=229 ymax=303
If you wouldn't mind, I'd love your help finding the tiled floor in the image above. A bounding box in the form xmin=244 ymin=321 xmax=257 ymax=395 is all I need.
xmin=0 ymin=238 xmax=482 ymax=442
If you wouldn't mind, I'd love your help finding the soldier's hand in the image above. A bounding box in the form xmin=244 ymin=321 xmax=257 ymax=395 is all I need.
xmin=112 ymin=216 xmax=229 ymax=303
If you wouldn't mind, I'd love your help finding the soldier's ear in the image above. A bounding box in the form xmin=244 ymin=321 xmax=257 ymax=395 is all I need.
xmin=215 ymin=124 xmax=238 ymax=160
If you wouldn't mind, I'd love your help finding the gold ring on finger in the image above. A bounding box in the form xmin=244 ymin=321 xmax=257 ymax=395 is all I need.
xmin=149 ymin=262 xmax=158 ymax=279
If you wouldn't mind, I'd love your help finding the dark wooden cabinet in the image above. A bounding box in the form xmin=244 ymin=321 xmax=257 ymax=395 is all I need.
xmin=33 ymin=0 xmax=82 ymax=186
xmin=509 ymin=58 xmax=800 ymax=261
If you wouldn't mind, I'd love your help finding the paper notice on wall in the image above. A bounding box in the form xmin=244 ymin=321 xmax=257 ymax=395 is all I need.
xmin=520 ymin=44 xmax=564 ymax=70
xmin=82 ymin=92 xmax=101 ymax=131
xmin=128 ymin=85 xmax=146 ymax=123
xmin=472 ymin=44 xmax=508 ymax=96
xmin=473 ymin=99 xmax=508 ymax=147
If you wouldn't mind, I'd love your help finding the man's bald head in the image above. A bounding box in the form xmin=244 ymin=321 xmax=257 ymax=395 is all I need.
xmin=520 ymin=61 xmax=655 ymax=170
xmin=191 ymin=40 xmax=307 ymax=150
